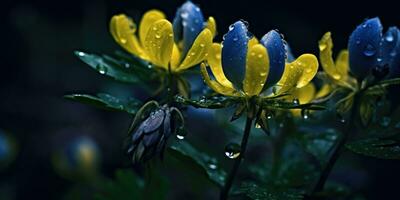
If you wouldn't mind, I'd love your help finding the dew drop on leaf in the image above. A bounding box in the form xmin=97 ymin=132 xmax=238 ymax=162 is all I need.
xmin=224 ymin=143 xmax=241 ymax=159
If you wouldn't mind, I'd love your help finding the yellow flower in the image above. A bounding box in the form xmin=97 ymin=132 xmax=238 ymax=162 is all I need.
xmin=109 ymin=2 xmax=216 ymax=73
xmin=319 ymin=32 xmax=358 ymax=90
xmin=200 ymin=21 xmax=318 ymax=98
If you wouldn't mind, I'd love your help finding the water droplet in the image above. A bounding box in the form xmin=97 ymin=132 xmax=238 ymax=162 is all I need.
xmin=229 ymin=24 xmax=235 ymax=31
xmin=168 ymin=33 xmax=173 ymax=37
xmin=292 ymin=98 xmax=299 ymax=105
xmin=191 ymin=52 xmax=196 ymax=56
xmin=260 ymin=72 xmax=267 ymax=76
xmin=363 ymin=44 xmax=376 ymax=57
xmin=251 ymin=52 xmax=256 ymax=56
xmin=195 ymin=7 xmax=201 ymax=12
xmin=194 ymin=19 xmax=200 ymax=24
xmin=257 ymin=54 xmax=263 ymax=58
xmin=176 ymin=135 xmax=185 ymax=140
xmin=96 ymin=65 xmax=107 ymax=75
xmin=182 ymin=21 xmax=187 ymax=27
xmin=362 ymin=23 xmax=367 ymax=28
xmin=200 ymin=43 xmax=205 ymax=47
xmin=124 ymin=63 xmax=130 ymax=68
xmin=377 ymin=57 xmax=383 ymax=62
xmin=267 ymin=113 xmax=273 ymax=119
xmin=176 ymin=127 xmax=188 ymax=140
xmin=78 ymin=52 xmax=85 ymax=56
xmin=181 ymin=12 xmax=189 ymax=19
xmin=190 ymin=27 xmax=195 ymax=32
xmin=255 ymin=123 xmax=261 ymax=128
xmin=120 ymin=38 xmax=127 ymax=44
xmin=319 ymin=43 xmax=327 ymax=51
xmin=356 ymin=40 xmax=361 ymax=45
xmin=155 ymin=34 xmax=161 ymax=39
xmin=301 ymin=109 xmax=309 ymax=120
xmin=152 ymin=27 xmax=158 ymax=31
xmin=208 ymin=163 xmax=217 ymax=170
xmin=224 ymin=143 xmax=241 ymax=159
xmin=385 ymin=32 xmax=394 ymax=42
xmin=233 ymin=37 xmax=238 ymax=41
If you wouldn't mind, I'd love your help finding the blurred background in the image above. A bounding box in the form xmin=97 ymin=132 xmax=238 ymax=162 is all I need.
xmin=2 ymin=0 xmax=400 ymax=199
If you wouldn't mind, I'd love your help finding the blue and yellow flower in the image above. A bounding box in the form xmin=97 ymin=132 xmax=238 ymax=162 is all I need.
xmin=110 ymin=1 xmax=216 ymax=73
xmin=319 ymin=17 xmax=400 ymax=88
xmin=200 ymin=20 xmax=319 ymax=97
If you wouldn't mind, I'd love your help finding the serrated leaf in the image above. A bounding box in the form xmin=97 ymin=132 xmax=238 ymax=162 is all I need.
xmin=239 ymin=182 xmax=304 ymax=200
xmin=64 ymin=93 xmax=141 ymax=114
xmin=167 ymin=140 xmax=226 ymax=187
xmin=75 ymin=51 xmax=150 ymax=83
xmin=346 ymin=138 xmax=400 ymax=159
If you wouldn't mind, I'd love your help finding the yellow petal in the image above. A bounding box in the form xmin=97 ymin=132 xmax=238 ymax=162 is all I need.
xmin=110 ymin=14 xmax=147 ymax=59
xmin=277 ymin=54 xmax=318 ymax=94
xmin=200 ymin=63 xmax=240 ymax=96
xmin=243 ymin=44 xmax=269 ymax=96
xmin=315 ymin=83 xmax=332 ymax=99
xmin=319 ymin=32 xmax=343 ymax=80
xmin=292 ymin=83 xmax=316 ymax=104
xmin=144 ymin=19 xmax=174 ymax=68
xmin=139 ymin=10 xmax=166 ymax=46
xmin=335 ymin=49 xmax=349 ymax=79
xmin=207 ymin=43 xmax=235 ymax=89
xmin=177 ymin=29 xmax=213 ymax=71
xmin=248 ymin=37 xmax=259 ymax=47
xmin=296 ymin=54 xmax=319 ymax=88
xmin=170 ymin=44 xmax=181 ymax=70
xmin=206 ymin=17 xmax=217 ymax=38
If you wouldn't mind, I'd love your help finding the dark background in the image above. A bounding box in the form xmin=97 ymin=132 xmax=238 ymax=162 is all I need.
xmin=1 ymin=0 xmax=400 ymax=199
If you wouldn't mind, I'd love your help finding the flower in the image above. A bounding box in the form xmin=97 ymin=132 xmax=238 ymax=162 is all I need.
xmin=200 ymin=20 xmax=318 ymax=97
xmin=109 ymin=1 xmax=216 ymax=73
xmin=127 ymin=104 xmax=183 ymax=163
xmin=320 ymin=17 xmax=400 ymax=83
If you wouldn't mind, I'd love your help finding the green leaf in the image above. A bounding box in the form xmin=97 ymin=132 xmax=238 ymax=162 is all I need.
xmin=346 ymin=138 xmax=400 ymax=159
xmin=167 ymin=140 xmax=226 ymax=187
xmin=75 ymin=51 xmax=151 ymax=84
xmin=296 ymin=128 xmax=339 ymax=164
xmin=64 ymin=93 xmax=141 ymax=114
xmin=239 ymin=182 xmax=304 ymax=200
xmin=175 ymin=95 xmax=238 ymax=109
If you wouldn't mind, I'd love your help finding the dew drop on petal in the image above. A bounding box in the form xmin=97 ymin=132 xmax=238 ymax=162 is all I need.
xmin=363 ymin=44 xmax=376 ymax=57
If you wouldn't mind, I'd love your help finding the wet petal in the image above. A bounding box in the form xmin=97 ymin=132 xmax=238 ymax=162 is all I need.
xmin=382 ymin=27 xmax=400 ymax=77
xmin=291 ymin=82 xmax=316 ymax=104
xmin=260 ymin=30 xmax=286 ymax=86
xmin=200 ymin=63 xmax=240 ymax=96
xmin=315 ymin=84 xmax=332 ymax=99
xmin=276 ymin=54 xmax=318 ymax=94
xmin=170 ymin=44 xmax=181 ymax=70
xmin=285 ymin=42 xmax=295 ymax=62
xmin=348 ymin=17 xmax=382 ymax=79
xmin=173 ymin=1 xmax=205 ymax=57
xmin=319 ymin=32 xmax=343 ymax=80
xmin=178 ymin=29 xmax=213 ymax=71
xmin=207 ymin=43 xmax=235 ymax=89
xmin=248 ymin=37 xmax=259 ymax=47
xmin=243 ymin=44 xmax=269 ymax=96
xmin=206 ymin=16 xmax=217 ymax=38
xmin=144 ymin=19 xmax=174 ymax=68
xmin=110 ymin=14 xmax=147 ymax=59
xmin=139 ymin=10 xmax=166 ymax=46
xmin=221 ymin=20 xmax=249 ymax=89
xmin=335 ymin=50 xmax=349 ymax=79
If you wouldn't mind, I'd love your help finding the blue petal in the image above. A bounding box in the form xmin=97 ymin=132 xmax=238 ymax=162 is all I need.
xmin=260 ymin=30 xmax=286 ymax=86
xmin=383 ymin=27 xmax=400 ymax=77
xmin=348 ymin=17 xmax=383 ymax=79
xmin=221 ymin=20 xmax=249 ymax=88
xmin=172 ymin=1 xmax=205 ymax=57
xmin=284 ymin=42 xmax=295 ymax=62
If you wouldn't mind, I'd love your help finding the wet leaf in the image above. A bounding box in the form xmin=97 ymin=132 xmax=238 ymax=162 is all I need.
xmin=346 ymin=138 xmax=400 ymax=159
xmin=64 ymin=93 xmax=141 ymax=114
xmin=75 ymin=51 xmax=153 ymax=84
xmin=167 ymin=140 xmax=226 ymax=187
xmin=239 ymin=182 xmax=304 ymax=200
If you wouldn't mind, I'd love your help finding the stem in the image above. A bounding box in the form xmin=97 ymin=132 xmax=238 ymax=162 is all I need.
xmin=220 ymin=116 xmax=253 ymax=200
xmin=311 ymin=94 xmax=360 ymax=195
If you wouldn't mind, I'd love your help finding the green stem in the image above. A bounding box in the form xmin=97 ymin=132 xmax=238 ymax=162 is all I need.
xmin=311 ymin=94 xmax=360 ymax=195
xmin=220 ymin=116 xmax=253 ymax=200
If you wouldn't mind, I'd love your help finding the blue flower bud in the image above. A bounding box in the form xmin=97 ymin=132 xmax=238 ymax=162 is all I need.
xmin=221 ymin=20 xmax=249 ymax=88
xmin=260 ymin=30 xmax=286 ymax=86
xmin=172 ymin=1 xmax=205 ymax=57
xmin=348 ymin=17 xmax=383 ymax=79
